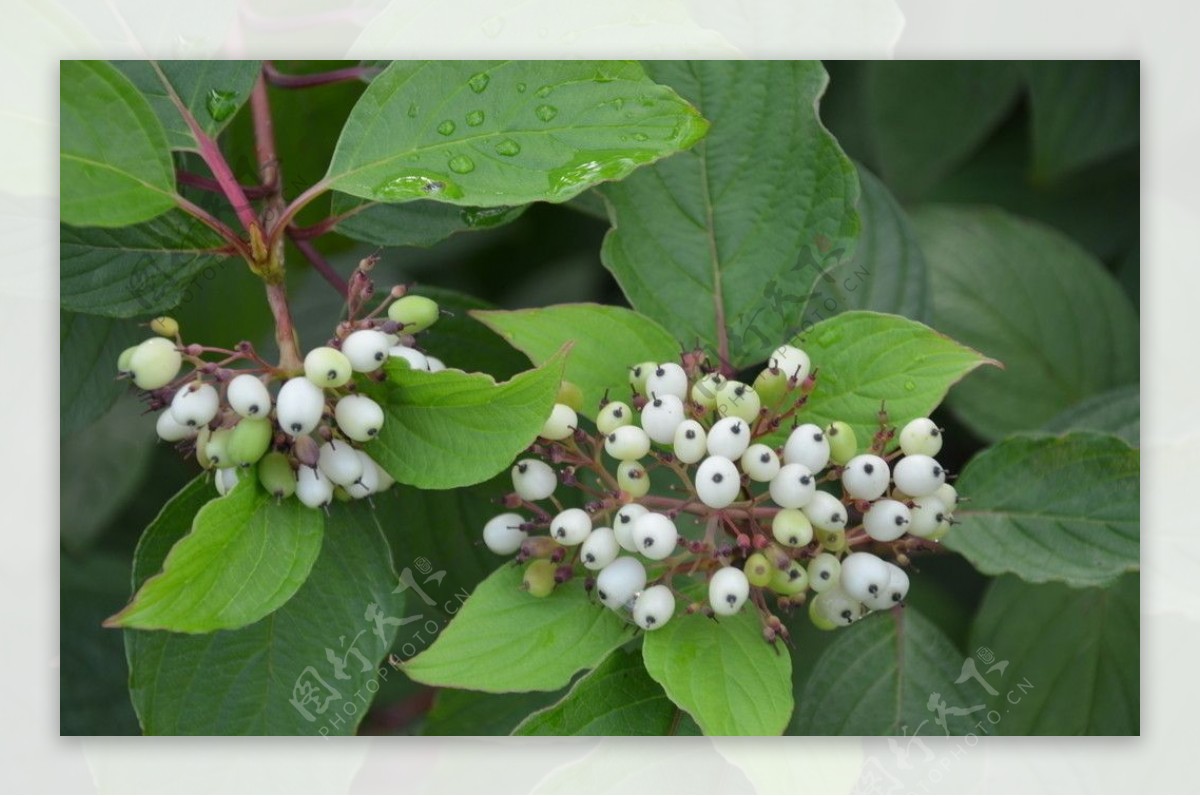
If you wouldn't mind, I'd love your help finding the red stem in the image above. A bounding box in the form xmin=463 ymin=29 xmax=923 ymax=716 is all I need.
xmin=290 ymin=233 xmax=349 ymax=297
xmin=263 ymin=61 xmax=379 ymax=89
xmin=174 ymin=195 xmax=252 ymax=260
xmin=177 ymin=170 xmax=274 ymax=200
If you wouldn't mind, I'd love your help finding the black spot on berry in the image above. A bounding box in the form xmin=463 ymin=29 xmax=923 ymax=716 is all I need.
xmin=249 ymin=404 xmax=259 ymax=414
xmin=868 ymin=584 xmax=878 ymax=594
xmin=891 ymin=592 xmax=902 ymax=602
xmin=840 ymin=609 xmax=853 ymax=621
xmin=813 ymin=432 xmax=824 ymax=442
xmin=895 ymin=515 xmax=906 ymax=525
xmin=645 ymin=616 xmax=656 ymax=625
xmin=291 ymin=423 xmax=302 ymax=432
xmin=614 ymin=408 xmax=624 ymax=417
xmin=760 ymin=452 xmax=771 ymax=463
xmin=327 ymin=369 xmax=338 ymax=380
xmin=598 ymin=590 xmax=608 ymax=600
xmin=584 ymin=554 xmax=594 ymax=563
xmin=731 ymin=423 xmax=742 ymax=434
xmin=367 ymin=428 xmax=377 ymax=436
xmin=655 ymin=367 xmax=666 ymax=377
xmin=712 ymin=473 xmax=724 ymax=483
xmin=686 ymin=429 xmax=696 ymax=439
xmin=863 ymin=463 xmax=874 ymax=474
xmin=725 ymin=594 xmax=737 ymax=605
xmin=517 ymin=462 xmax=528 ymax=473
xmin=788 ymin=564 xmax=801 ymax=576
xmin=820 ymin=571 xmax=830 ymax=580
xmin=619 ymin=513 xmax=630 ymax=523
xmin=832 ymin=513 xmax=843 ymax=523
xmin=642 ymin=537 xmax=654 ymax=548
xmin=800 ymin=475 xmax=812 ymax=485
xmin=653 ymin=398 xmax=663 ymax=408
xmin=933 ymin=465 xmax=943 ymax=476
xmin=555 ymin=528 xmax=565 ymax=538
xmin=608 ymin=433 xmax=617 ymax=443
xmin=374 ymin=351 xmax=385 ymax=361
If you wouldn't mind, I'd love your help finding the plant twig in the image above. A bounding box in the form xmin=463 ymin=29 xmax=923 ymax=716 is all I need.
xmin=290 ymin=232 xmax=349 ymax=297
xmin=177 ymin=170 xmax=274 ymax=200
xmin=263 ymin=61 xmax=380 ymax=89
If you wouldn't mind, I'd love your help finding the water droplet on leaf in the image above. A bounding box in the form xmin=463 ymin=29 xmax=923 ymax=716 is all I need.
xmin=535 ymin=104 xmax=558 ymax=122
xmin=448 ymin=155 xmax=476 ymax=174
xmin=437 ymin=120 xmax=456 ymax=136
xmin=535 ymin=85 xmax=553 ymax=98
xmin=461 ymin=206 xmax=517 ymax=228
xmin=374 ymin=171 xmax=464 ymax=201
xmin=633 ymin=132 xmax=649 ymax=141
xmin=516 ymin=82 xmax=527 ymax=93
xmin=205 ymin=89 xmax=238 ymax=122
xmin=494 ymin=139 xmax=521 ymax=157
xmin=407 ymin=102 xmax=419 ymax=118
xmin=904 ymin=380 xmax=916 ymax=392
xmin=465 ymin=109 xmax=485 ymax=127
xmin=468 ymin=72 xmax=491 ymax=93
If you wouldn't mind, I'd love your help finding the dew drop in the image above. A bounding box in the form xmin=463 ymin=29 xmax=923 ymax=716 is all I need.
xmin=516 ymin=82 xmax=527 ymax=93
xmin=448 ymin=155 xmax=476 ymax=174
xmin=904 ymin=379 xmax=916 ymax=392
xmin=205 ymin=89 xmax=238 ymax=122
xmin=407 ymin=102 xmax=419 ymax=118
xmin=633 ymin=132 xmax=649 ymax=142
xmin=535 ymin=85 xmax=553 ymax=98
xmin=465 ymin=109 xmax=485 ymax=127
xmin=535 ymin=104 xmax=558 ymax=122
xmin=468 ymin=72 xmax=491 ymax=93
xmin=494 ymin=138 xmax=521 ymax=157
xmin=437 ymin=120 xmax=456 ymax=136
xmin=374 ymin=171 xmax=463 ymax=201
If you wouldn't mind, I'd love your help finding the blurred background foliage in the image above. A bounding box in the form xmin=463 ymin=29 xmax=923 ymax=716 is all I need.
xmin=60 ymin=60 xmax=1137 ymax=735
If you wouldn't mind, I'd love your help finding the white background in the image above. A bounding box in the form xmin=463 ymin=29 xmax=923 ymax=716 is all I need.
xmin=12 ymin=0 xmax=1193 ymax=791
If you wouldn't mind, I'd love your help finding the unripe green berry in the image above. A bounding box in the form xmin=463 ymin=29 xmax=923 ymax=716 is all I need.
xmin=203 ymin=427 xmax=233 ymax=469
xmin=116 ymin=346 xmax=138 ymax=374
xmin=745 ymin=552 xmax=774 ymax=588
xmin=690 ymin=372 xmax=726 ymax=410
xmin=556 ymin=381 xmax=585 ymax=412
xmin=752 ymin=367 xmax=789 ymax=409
xmin=195 ymin=427 xmax=213 ymax=469
xmin=226 ymin=417 xmax=273 ymax=468
xmin=304 ymin=346 xmax=353 ymax=388
xmin=522 ymin=559 xmax=558 ymax=598
xmin=628 ymin=362 xmax=655 ymax=395
xmin=597 ymin=401 xmax=633 ymax=435
xmin=769 ymin=560 xmax=810 ymax=596
xmin=129 ymin=337 xmax=182 ymax=390
xmin=616 ymin=460 xmax=651 ymax=499
xmin=816 ymin=526 xmax=848 ymax=553
xmin=715 ymin=381 xmax=761 ymax=424
xmin=808 ymin=592 xmax=839 ymax=631
xmin=825 ymin=421 xmax=858 ymax=466
xmin=388 ymin=295 xmax=440 ymax=333
xmin=149 ymin=316 xmax=179 ymax=338
xmin=771 ymin=508 xmax=814 ymax=548
xmin=258 ymin=452 xmax=297 ymax=498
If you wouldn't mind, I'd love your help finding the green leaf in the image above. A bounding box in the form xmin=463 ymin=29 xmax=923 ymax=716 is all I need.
xmin=126 ymin=483 xmax=406 ymax=735
xmin=473 ymin=303 xmax=680 ymax=418
xmin=108 ymin=478 xmax=324 ymax=632
xmin=1023 ymin=61 xmax=1139 ymax=183
xmin=914 ymin=206 xmax=1138 ymax=441
xmin=402 ymin=564 xmax=632 ymax=693
xmin=599 ymin=61 xmax=860 ymax=369
xmin=61 ymin=210 xmax=228 ymax=318
xmin=969 ymin=573 xmax=1139 ymax=734
xmin=113 ymin=60 xmax=262 ymax=150
xmin=793 ymin=608 xmax=978 ymax=735
xmin=782 ymin=311 xmax=995 ymax=448
xmin=325 ymin=60 xmax=707 ymax=207
xmin=946 ymin=432 xmax=1139 ymax=588
xmin=330 ymin=193 xmax=527 ymax=247
xmin=365 ymin=347 xmax=567 ymax=490
xmin=60 ymin=311 xmax=143 ymax=434
xmin=514 ymin=649 xmax=692 ymax=735
xmin=642 ymin=604 xmax=792 ymax=736
xmin=61 ymin=395 xmax=156 ymax=552
xmin=60 ymin=60 xmax=177 ymax=227
xmin=866 ymin=61 xmax=1021 ymax=198
xmin=424 ymin=688 xmax=567 ymax=736
xmin=1043 ymin=384 xmax=1139 ymax=447
xmin=816 ymin=164 xmax=929 ymax=323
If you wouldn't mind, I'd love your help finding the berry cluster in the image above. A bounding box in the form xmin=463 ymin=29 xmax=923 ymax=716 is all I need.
xmin=483 ymin=345 xmax=959 ymax=640
xmin=117 ymin=287 xmax=446 ymax=509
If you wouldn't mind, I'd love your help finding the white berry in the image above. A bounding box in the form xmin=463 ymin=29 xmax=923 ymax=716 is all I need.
xmin=276 ymin=377 xmax=326 ymax=437
xmin=511 ymin=458 xmax=557 ymax=501
xmin=646 ymin=362 xmax=688 ymax=401
xmin=893 ymin=455 xmax=946 ymax=497
xmin=227 ymin=374 xmax=271 ymax=418
xmin=597 ymin=401 xmax=633 ymax=435
xmin=783 ymin=424 xmax=830 ymax=472
xmin=709 ymin=566 xmax=750 ymax=616
xmin=769 ymin=463 xmax=816 ymax=509
xmin=580 ymin=527 xmax=620 ymax=570
xmin=841 ymin=454 xmax=890 ymax=500
xmin=707 ymin=416 xmax=751 ymax=460
xmin=690 ymin=373 xmax=726 ymax=409
xmin=304 ymin=346 xmax=352 ymax=388
xmin=612 ymin=504 xmax=648 ymax=552
xmin=540 ymin=403 xmax=577 ymax=441
xmin=768 ymin=344 xmax=811 ymax=382
xmin=426 ymin=356 xmax=446 ymax=373
xmin=807 ymin=552 xmax=841 ymax=592
xmin=908 ymin=496 xmax=950 ymax=539
xmin=169 ymin=382 xmax=219 ymax=428
xmin=318 ymin=439 xmax=364 ymax=486
xmin=741 ymin=444 xmax=780 ymax=483
xmin=631 ymin=512 xmax=678 ymax=560
xmin=934 ymin=483 xmax=959 ymax=513
xmin=605 ymin=426 xmax=650 ymax=461
xmin=672 ymin=420 xmax=707 ymax=464
xmin=640 ymin=394 xmax=685 ymax=444
xmin=129 ymin=337 xmax=182 ymax=390
xmin=389 ymin=345 xmax=431 ymax=371
xmin=803 ymin=490 xmax=847 ymax=532
xmin=863 ymin=498 xmax=912 ymax=542
xmin=840 ymin=552 xmax=892 ymax=603
xmin=632 ymin=584 xmax=675 ymax=630
xmin=813 ymin=587 xmax=866 ymax=626
xmin=345 ymin=451 xmax=383 ymax=498
xmin=899 ymin=417 xmax=943 ymax=457
xmin=696 ymin=455 xmax=742 ymax=509
xmin=335 ymin=394 xmax=385 ymax=442
xmin=550 ymin=507 xmax=592 ymax=546
xmin=214 ymin=466 xmax=239 ymax=496
xmin=342 ymin=330 xmax=391 ymax=372
xmin=297 ymin=466 xmax=334 ymax=508
xmin=595 ymin=557 xmax=647 ymax=610
xmin=483 ymin=512 xmax=527 ymax=555
xmin=156 ymin=410 xmax=196 ymax=442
